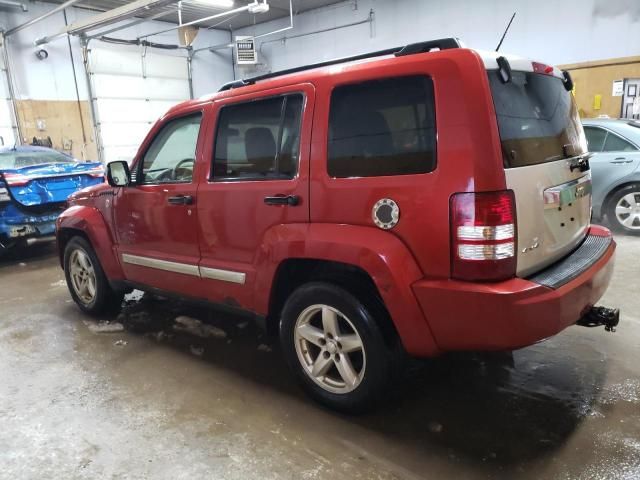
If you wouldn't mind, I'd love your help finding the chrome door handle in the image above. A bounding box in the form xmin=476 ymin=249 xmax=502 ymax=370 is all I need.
xmin=611 ymin=157 xmax=632 ymax=164
xmin=264 ymin=194 xmax=300 ymax=206
xmin=168 ymin=195 xmax=194 ymax=205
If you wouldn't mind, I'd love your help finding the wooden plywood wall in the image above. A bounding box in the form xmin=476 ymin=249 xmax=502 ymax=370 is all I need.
xmin=16 ymin=100 xmax=99 ymax=161
xmin=559 ymin=56 xmax=640 ymax=119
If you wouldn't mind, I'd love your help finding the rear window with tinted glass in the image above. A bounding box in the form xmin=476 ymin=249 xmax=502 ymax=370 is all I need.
xmin=327 ymin=76 xmax=436 ymax=178
xmin=0 ymin=150 xmax=76 ymax=169
xmin=488 ymin=70 xmax=587 ymax=168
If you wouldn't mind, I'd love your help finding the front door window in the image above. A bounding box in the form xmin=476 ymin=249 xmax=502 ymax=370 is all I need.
xmin=140 ymin=113 xmax=202 ymax=184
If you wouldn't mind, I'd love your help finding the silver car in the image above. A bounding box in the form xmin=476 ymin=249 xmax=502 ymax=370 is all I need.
xmin=583 ymin=118 xmax=640 ymax=235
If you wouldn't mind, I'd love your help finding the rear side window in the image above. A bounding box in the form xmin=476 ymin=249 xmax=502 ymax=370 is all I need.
xmin=212 ymin=94 xmax=303 ymax=180
xmin=327 ymin=76 xmax=436 ymax=178
xmin=584 ymin=126 xmax=606 ymax=152
xmin=584 ymin=125 xmax=638 ymax=152
xmin=603 ymin=132 xmax=637 ymax=152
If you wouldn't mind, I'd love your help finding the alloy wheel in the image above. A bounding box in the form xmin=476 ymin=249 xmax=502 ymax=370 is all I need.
xmin=69 ymin=249 xmax=97 ymax=305
xmin=294 ymin=304 xmax=366 ymax=394
xmin=615 ymin=192 xmax=640 ymax=230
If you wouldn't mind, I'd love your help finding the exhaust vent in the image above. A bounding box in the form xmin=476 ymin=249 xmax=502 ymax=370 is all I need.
xmin=235 ymin=36 xmax=257 ymax=65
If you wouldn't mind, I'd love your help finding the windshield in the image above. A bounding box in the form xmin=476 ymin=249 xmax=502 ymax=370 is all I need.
xmin=488 ymin=70 xmax=587 ymax=168
xmin=0 ymin=150 xmax=77 ymax=170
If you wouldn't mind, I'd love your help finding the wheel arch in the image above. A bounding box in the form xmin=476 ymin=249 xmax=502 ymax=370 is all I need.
xmin=56 ymin=205 xmax=124 ymax=280
xmin=255 ymin=223 xmax=440 ymax=357
xmin=602 ymin=180 xmax=640 ymax=220
xmin=267 ymin=258 xmax=399 ymax=346
xmin=57 ymin=227 xmax=90 ymax=267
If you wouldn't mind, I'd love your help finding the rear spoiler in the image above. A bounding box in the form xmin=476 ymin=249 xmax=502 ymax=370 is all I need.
xmin=496 ymin=55 xmax=574 ymax=91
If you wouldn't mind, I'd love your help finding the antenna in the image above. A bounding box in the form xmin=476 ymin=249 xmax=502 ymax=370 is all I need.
xmin=495 ymin=12 xmax=516 ymax=52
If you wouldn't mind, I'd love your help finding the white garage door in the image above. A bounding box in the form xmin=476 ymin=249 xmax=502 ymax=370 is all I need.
xmin=87 ymin=43 xmax=191 ymax=163
xmin=0 ymin=35 xmax=17 ymax=148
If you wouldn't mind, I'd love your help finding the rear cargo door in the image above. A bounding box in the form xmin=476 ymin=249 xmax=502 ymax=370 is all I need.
xmin=488 ymin=68 xmax=591 ymax=276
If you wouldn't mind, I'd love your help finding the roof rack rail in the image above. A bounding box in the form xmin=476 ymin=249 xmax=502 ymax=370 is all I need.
xmin=218 ymin=37 xmax=462 ymax=92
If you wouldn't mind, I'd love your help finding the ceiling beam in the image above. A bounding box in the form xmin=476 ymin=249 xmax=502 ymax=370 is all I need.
xmin=34 ymin=0 xmax=177 ymax=45
xmin=0 ymin=0 xmax=27 ymax=12
xmin=6 ymin=0 xmax=82 ymax=36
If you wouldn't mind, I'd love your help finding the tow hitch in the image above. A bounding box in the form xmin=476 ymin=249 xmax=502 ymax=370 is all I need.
xmin=577 ymin=306 xmax=620 ymax=332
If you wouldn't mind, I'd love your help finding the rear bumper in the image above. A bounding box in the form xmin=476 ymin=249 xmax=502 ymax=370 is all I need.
xmin=0 ymin=203 xmax=60 ymax=244
xmin=412 ymin=225 xmax=616 ymax=352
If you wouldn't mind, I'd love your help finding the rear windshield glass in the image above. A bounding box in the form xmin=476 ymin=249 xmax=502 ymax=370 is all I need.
xmin=0 ymin=150 xmax=76 ymax=170
xmin=488 ymin=70 xmax=587 ymax=168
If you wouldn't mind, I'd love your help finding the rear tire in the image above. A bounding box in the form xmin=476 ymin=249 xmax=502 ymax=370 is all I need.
xmin=606 ymin=184 xmax=640 ymax=236
xmin=279 ymin=282 xmax=398 ymax=413
xmin=64 ymin=236 xmax=123 ymax=315
xmin=0 ymin=238 xmax=23 ymax=258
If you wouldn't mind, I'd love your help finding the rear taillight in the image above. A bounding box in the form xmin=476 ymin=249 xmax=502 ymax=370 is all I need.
xmin=87 ymin=167 xmax=105 ymax=178
xmin=2 ymin=173 xmax=30 ymax=187
xmin=450 ymin=190 xmax=517 ymax=282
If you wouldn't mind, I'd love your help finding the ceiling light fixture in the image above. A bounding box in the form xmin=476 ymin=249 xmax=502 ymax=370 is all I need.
xmin=196 ymin=0 xmax=234 ymax=8
xmin=247 ymin=0 xmax=269 ymax=14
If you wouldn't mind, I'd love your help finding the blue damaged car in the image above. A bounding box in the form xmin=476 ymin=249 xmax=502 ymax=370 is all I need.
xmin=0 ymin=146 xmax=104 ymax=253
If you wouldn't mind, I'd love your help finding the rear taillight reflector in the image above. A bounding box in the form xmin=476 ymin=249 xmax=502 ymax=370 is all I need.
xmin=87 ymin=168 xmax=105 ymax=178
xmin=2 ymin=173 xmax=30 ymax=187
xmin=458 ymin=242 xmax=515 ymax=260
xmin=457 ymin=223 xmax=514 ymax=241
xmin=450 ymin=190 xmax=517 ymax=281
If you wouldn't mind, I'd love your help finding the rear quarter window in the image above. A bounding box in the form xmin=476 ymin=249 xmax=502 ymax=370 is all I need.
xmin=327 ymin=76 xmax=436 ymax=178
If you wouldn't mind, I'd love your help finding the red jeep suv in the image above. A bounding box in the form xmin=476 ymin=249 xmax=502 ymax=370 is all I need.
xmin=58 ymin=38 xmax=618 ymax=412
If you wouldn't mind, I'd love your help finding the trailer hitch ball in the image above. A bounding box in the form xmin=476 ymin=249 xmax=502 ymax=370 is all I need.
xmin=577 ymin=306 xmax=620 ymax=332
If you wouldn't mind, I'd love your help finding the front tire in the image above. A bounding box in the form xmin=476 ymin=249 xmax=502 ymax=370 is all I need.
xmin=64 ymin=236 xmax=123 ymax=315
xmin=279 ymin=282 xmax=397 ymax=413
xmin=606 ymin=184 xmax=640 ymax=235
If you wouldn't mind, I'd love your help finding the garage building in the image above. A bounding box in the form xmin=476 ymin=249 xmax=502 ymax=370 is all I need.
xmin=1 ymin=1 xmax=639 ymax=479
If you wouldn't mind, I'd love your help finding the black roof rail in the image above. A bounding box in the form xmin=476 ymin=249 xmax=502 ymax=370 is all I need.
xmin=218 ymin=37 xmax=462 ymax=92
xmin=395 ymin=37 xmax=462 ymax=56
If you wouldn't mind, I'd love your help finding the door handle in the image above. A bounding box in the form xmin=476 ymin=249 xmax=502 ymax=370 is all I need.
xmin=168 ymin=195 xmax=194 ymax=205
xmin=264 ymin=194 xmax=300 ymax=206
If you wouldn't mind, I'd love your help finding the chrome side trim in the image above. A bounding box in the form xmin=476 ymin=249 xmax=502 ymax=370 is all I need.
xmin=200 ymin=266 xmax=246 ymax=285
xmin=122 ymin=253 xmax=200 ymax=277
xmin=121 ymin=253 xmax=246 ymax=284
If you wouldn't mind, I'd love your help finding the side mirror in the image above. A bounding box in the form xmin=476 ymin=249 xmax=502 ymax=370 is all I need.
xmin=107 ymin=161 xmax=131 ymax=187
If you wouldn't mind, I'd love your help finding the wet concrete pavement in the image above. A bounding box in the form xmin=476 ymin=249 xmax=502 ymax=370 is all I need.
xmin=0 ymin=237 xmax=639 ymax=479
